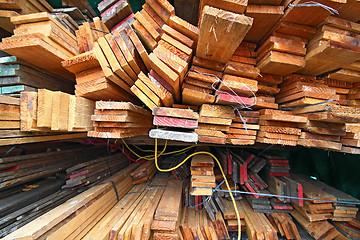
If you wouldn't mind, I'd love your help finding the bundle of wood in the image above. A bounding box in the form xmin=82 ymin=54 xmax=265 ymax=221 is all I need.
xmin=290 ymin=175 xmax=336 ymax=223
xmin=255 ymin=74 xmax=282 ymax=110
xmin=3 ymin=162 xmax=139 ymax=240
xmin=277 ymin=75 xmax=339 ymax=109
xmin=180 ymin=206 xmax=223 ymax=239
xmin=227 ymin=110 xmax=259 ymax=145
xmin=88 ymin=101 xmax=152 ymax=139
xmin=332 ymin=218 xmax=360 ymax=240
xmin=64 ymin=152 xmax=130 ymax=190
xmin=348 ymin=82 xmax=360 ymax=107
xmin=190 ymin=150 xmax=215 ymax=196
xmin=294 ymin=103 xmax=360 ymax=151
xmin=197 ymin=104 xmax=234 ymax=144
xmin=291 ymin=209 xmax=340 ymax=240
xmin=97 ymin=0 xmax=133 ymax=30
xmin=152 ymin=178 xmax=183 ymax=239
xmin=0 ymin=56 xmax=74 ymax=95
xmin=50 ymin=11 xmax=79 ymax=36
xmin=132 ymin=71 xmax=174 ymax=109
xmin=240 ymin=198 xmax=278 ymax=240
xmin=299 ymin=16 xmax=360 ymax=77
xmin=0 ymin=0 xmax=53 ymax=32
xmin=341 ymin=123 xmax=360 ymax=154
xmin=0 ymin=94 xmax=86 ymax=146
xmin=321 ymin=78 xmax=353 ymax=106
xmin=263 ymin=153 xmax=290 ymax=177
xmin=149 ymin=106 xmax=198 ymax=143
xmin=223 ymin=199 xmax=246 ymax=232
xmin=75 ymin=17 xmax=109 ymax=54
xmin=61 ymin=0 xmax=97 ymax=19
xmin=257 ymin=33 xmax=306 ymax=77
xmin=130 ymin=160 xmax=156 ymax=184
xmin=267 ymin=212 xmax=301 ymax=240
xmin=20 ymin=89 xmax=94 ymax=132
xmin=0 ymin=177 xmax=78 ymax=238
xmin=0 ymin=12 xmax=79 ymax=80
xmin=52 ymin=7 xmax=90 ymax=26
xmin=0 ymin=145 xmax=105 ymax=191
xmin=298 ymin=175 xmax=360 ymax=222
xmin=257 ymin=109 xmax=306 ymax=146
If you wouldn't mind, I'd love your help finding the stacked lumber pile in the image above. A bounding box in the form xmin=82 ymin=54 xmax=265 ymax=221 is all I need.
xmin=0 ymin=12 xmax=79 ymax=80
xmin=341 ymin=123 xmax=360 ymax=154
xmin=3 ymin=162 xmax=139 ymax=240
xmin=263 ymin=153 xmax=290 ymax=177
xmin=290 ymin=175 xmax=336 ymax=223
xmin=50 ymin=11 xmax=79 ymax=35
xmin=61 ymin=0 xmax=97 ymax=20
xmin=0 ymin=145 xmax=105 ymax=191
xmin=0 ymin=178 xmax=77 ymax=238
xmin=130 ymin=160 xmax=156 ymax=184
xmin=267 ymin=212 xmax=301 ymax=240
xmin=0 ymin=55 xmax=74 ymax=96
xmin=132 ymin=71 xmax=174 ymax=109
xmin=298 ymin=16 xmax=360 ymax=77
xmin=88 ymin=101 xmax=153 ymax=139
xmin=0 ymin=94 xmax=87 ymax=146
xmin=240 ymin=198 xmax=279 ymax=240
xmin=276 ymin=75 xmax=339 ymax=109
xmin=197 ymin=104 xmax=234 ymax=144
xmin=152 ymin=178 xmax=183 ymax=240
xmin=20 ymin=90 xmax=94 ymax=132
xmin=227 ymin=110 xmax=259 ymax=145
xmin=52 ymin=7 xmax=90 ymax=26
xmin=190 ymin=151 xmax=215 ymax=196
xmin=223 ymin=199 xmax=246 ymax=232
xmin=64 ymin=153 xmax=129 ymax=190
xmin=0 ymin=0 xmax=53 ymax=32
xmin=98 ymin=0 xmax=133 ymax=30
xmin=348 ymin=82 xmax=360 ymax=107
xmin=332 ymin=217 xmax=360 ymax=240
xmin=149 ymin=106 xmax=199 ymax=143
xmin=257 ymin=109 xmax=307 ymax=146
xmin=293 ymin=103 xmax=360 ymax=151
xmin=75 ymin=17 xmax=109 ymax=54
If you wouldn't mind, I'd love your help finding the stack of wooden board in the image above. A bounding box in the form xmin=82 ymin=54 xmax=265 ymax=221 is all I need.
xmin=64 ymin=153 xmax=129 ymax=190
xmin=348 ymin=82 xmax=360 ymax=107
xmin=3 ymin=163 xmax=139 ymax=240
xmin=0 ymin=12 xmax=79 ymax=80
xmin=227 ymin=110 xmax=259 ymax=145
xmin=254 ymin=74 xmax=282 ymax=110
xmin=0 ymin=179 xmax=77 ymax=238
xmin=0 ymin=56 xmax=74 ymax=96
xmin=149 ymin=106 xmax=198 ymax=143
xmin=340 ymin=123 xmax=360 ymax=154
xmin=130 ymin=160 xmax=156 ymax=184
xmin=152 ymin=178 xmax=183 ymax=240
xmin=257 ymin=33 xmax=306 ymax=77
xmin=182 ymin=64 xmax=220 ymax=106
xmin=88 ymin=101 xmax=152 ymax=139
xmin=276 ymin=74 xmax=339 ymax=109
xmin=298 ymin=16 xmax=360 ymax=77
xmin=75 ymin=17 xmax=109 ymax=54
xmin=0 ymin=0 xmax=53 ymax=32
xmin=223 ymin=199 xmax=246 ymax=232
xmin=98 ymin=0 xmax=133 ymax=30
xmin=299 ymin=175 xmax=360 ymax=222
xmin=290 ymin=175 xmax=336 ymax=223
xmin=0 ymin=93 xmax=86 ymax=146
xmin=197 ymin=104 xmax=235 ymax=144
xmin=50 ymin=11 xmax=79 ymax=36
xmin=293 ymin=103 xmax=360 ymax=151
xmin=257 ymin=109 xmax=307 ymax=146
xmin=240 ymin=198 xmax=278 ymax=240
xmin=321 ymin=77 xmax=353 ymax=106
xmin=20 ymin=89 xmax=94 ymax=132
xmin=267 ymin=212 xmax=301 ymax=240
xmin=190 ymin=150 xmax=215 ymax=196
xmin=0 ymin=145 xmax=105 ymax=191
xmin=263 ymin=153 xmax=290 ymax=177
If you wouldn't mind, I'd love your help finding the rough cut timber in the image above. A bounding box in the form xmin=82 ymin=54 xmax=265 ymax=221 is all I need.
xmin=100 ymin=0 xmax=133 ymax=30
xmin=196 ymin=5 xmax=253 ymax=64
xmin=168 ymin=15 xmax=199 ymax=43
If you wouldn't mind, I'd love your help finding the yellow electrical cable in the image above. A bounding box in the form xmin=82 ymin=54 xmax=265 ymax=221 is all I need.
xmin=154 ymin=137 xmax=241 ymax=240
xmin=135 ymin=139 xmax=168 ymax=161
xmin=121 ymin=138 xmax=165 ymax=161
xmin=131 ymin=144 xmax=155 ymax=153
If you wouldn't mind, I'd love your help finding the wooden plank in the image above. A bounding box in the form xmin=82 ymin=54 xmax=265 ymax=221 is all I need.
xmin=199 ymin=104 xmax=235 ymax=119
xmin=198 ymin=116 xmax=232 ymax=125
xmin=37 ymin=89 xmax=53 ymax=128
xmin=146 ymin=0 xmax=171 ymax=23
xmin=153 ymin=106 xmax=199 ymax=119
xmin=196 ymin=5 xmax=253 ymax=64
xmin=149 ymin=128 xmax=198 ymax=142
xmin=135 ymin=11 xmax=161 ymax=41
xmin=224 ymin=61 xmax=260 ymax=79
xmin=130 ymin=85 xmax=157 ymax=110
xmin=143 ymin=3 xmax=166 ymax=28
xmin=168 ymin=15 xmax=199 ymax=43
xmin=154 ymin=116 xmax=198 ymax=129
xmin=135 ymin=78 xmax=162 ymax=107
xmin=161 ymin=33 xmax=192 ymax=56
xmin=162 ymin=25 xmax=194 ymax=48
xmin=0 ymin=95 xmax=19 ymax=105
xmin=244 ymin=5 xmax=284 ymax=43
xmin=192 ymin=56 xmax=225 ymax=72
xmin=256 ymin=137 xmax=297 ymax=146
